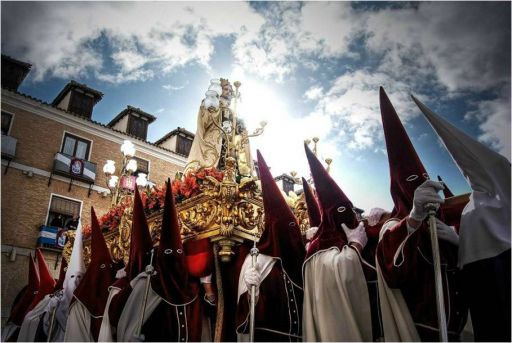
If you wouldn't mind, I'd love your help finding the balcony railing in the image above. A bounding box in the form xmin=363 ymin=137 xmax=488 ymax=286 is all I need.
xmin=37 ymin=225 xmax=67 ymax=250
xmin=1 ymin=134 xmax=17 ymax=159
xmin=49 ymin=152 xmax=97 ymax=196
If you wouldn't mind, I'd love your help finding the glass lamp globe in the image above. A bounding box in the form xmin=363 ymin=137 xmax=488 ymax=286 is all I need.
xmin=208 ymin=79 xmax=222 ymax=97
xmin=121 ymin=140 xmax=136 ymax=157
xmin=108 ymin=175 xmax=119 ymax=188
xmin=136 ymin=173 xmax=148 ymax=187
xmin=103 ymin=160 xmax=116 ymax=175
xmin=126 ymin=159 xmax=138 ymax=173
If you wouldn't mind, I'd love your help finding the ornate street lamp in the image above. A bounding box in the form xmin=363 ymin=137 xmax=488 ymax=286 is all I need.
xmin=103 ymin=140 xmax=142 ymax=206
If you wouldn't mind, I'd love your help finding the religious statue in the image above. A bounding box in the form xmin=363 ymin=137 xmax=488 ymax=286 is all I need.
xmin=185 ymin=78 xmax=254 ymax=178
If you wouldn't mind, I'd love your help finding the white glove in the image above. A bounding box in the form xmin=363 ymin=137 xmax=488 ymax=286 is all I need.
xmin=341 ymin=222 xmax=368 ymax=249
xmin=410 ymin=180 xmax=445 ymax=221
xmin=200 ymin=274 xmax=213 ymax=284
xmin=435 ymin=218 xmax=459 ymax=246
xmin=367 ymin=207 xmax=387 ymax=226
xmin=305 ymin=226 xmax=319 ymax=240
xmin=244 ymin=265 xmax=261 ymax=297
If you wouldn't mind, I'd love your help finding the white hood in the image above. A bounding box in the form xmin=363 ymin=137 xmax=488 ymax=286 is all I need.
xmin=412 ymin=95 xmax=511 ymax=267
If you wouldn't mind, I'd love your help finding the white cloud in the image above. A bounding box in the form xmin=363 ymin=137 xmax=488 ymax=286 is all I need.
xmin=365 ymin=2 xmax=510 ymax=92
xmin=314 ymin=70 xmax=416 ymax=151
xmin=304 ymin=85 xmax=323 ymax=101
xmin=162 ymin=83 xmax=186 ymax=91
xmin=1 ymin=2 xmax=265 ymax=83
xmin=466 ymin=85 xmax=511 ymax=159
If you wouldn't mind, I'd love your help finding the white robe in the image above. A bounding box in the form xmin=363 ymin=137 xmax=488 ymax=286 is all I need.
xmin=17 ymin=295 xmax=53 ymax=342
xmin=302 ymin=245 xmax=373 ymax=342
xmin=2 ymin=323 xmax=20 ymax=341
xmin=63 ymin=300 xmax=94 ymax=342
xmin=376 ymin=220 xmax=421 ymax=342
xmin=97 ymin=287 xmax=121 ymax=342
xmin=116 ymin=273 xmax=164 ymax=342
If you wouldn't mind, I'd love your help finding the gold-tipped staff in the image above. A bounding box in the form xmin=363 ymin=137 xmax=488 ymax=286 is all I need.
xmin=249 ymin=241 xmax=259 ymax=342
xmin=325 ymin=158 xmax=333 ymax=174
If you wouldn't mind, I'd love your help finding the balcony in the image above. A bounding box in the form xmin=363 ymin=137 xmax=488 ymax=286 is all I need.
xmin=49 ymin=152 xmax=97 ymax=196
xmin=37 ymin=225 xmax=66 ymax=251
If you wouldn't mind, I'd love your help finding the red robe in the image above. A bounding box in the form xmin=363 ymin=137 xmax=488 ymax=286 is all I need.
xmin=236 ymin=260 xmax=303 ymax=341
xmin=377 ymin=219 xmax=468 ymax=340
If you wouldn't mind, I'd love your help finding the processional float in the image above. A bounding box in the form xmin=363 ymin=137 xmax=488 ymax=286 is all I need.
xmin=62 ymin=80 xmax=312 ymax=341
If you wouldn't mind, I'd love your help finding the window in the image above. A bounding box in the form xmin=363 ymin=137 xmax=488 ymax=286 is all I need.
xmin=176 ymin=135 xmax=193 ymax=156
xmin=69 ymin=91 xmax=94 ymax=118
xmin=1 ymin=111 xmax=13 ymax=135
xmin=61 ymin=132 xmax=91 ymax=160
xmin=132 ymin=156 xmax=149 ymax=177
xmin=128 ymin=115 xmax=148 ymax=140
xmin=46 ymin=195 xmax=81 ymax=229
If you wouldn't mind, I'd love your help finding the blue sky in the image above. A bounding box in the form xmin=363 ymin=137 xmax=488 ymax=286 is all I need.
xmin=2 ymin=1 xmax=510 ymax=212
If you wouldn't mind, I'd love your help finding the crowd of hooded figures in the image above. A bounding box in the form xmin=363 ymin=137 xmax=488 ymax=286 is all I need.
xmin=2 ymin=87 xmax=510 ymax=342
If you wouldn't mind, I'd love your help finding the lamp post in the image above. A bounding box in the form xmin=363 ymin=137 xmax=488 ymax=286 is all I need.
xmin=103 ymin=140 xmax=147 ymax=207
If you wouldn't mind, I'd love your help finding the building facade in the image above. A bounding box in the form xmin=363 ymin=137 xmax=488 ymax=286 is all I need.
xmin=0 ymin=55 xmax=194 ymax=323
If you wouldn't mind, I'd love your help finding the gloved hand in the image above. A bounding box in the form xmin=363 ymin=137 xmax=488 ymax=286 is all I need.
xmin=410 ymin=180 xmax=445 ymax=221
xmin=367 ymin=207 xmax=387 ymax=226
xmin=244 ymin=265 xmax=261 ymax=298
xmin=435 ymin=218 xmax=459 ymax=246
xmin=305 ymin=226 xmax=319 ymax=241
xmin=341 ymin=221 xmax=368 ymax=250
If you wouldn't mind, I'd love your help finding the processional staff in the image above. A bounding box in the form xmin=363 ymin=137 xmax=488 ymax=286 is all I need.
xmin=135 ymin=248 xmax=155 ymax=340
xmin=249 ymin=240 xmax=259 ymax=342
xmin=425 ymin=202 xmax=448 ymax=342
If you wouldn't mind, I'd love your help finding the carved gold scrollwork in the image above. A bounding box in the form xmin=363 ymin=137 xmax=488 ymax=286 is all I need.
xmin=293 ymin=193 xmax=310 ymax=235
xmin=117 ymin=206 xmax=133 ymax=265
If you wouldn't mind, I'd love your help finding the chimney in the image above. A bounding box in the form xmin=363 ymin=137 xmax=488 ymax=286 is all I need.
xmin=107 ymin=105 xmax=156 ymax=141
xmin=1 ymin=55 xmax=32 ymax=91
xmin=51 ymin=80 xmax=103 ymax=119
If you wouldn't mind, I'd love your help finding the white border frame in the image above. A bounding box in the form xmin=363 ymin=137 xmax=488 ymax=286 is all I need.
xmin=59 ymin=130 xmax=94 ymax=161
xmin=44 ymin=192 xmax=84 ymax=227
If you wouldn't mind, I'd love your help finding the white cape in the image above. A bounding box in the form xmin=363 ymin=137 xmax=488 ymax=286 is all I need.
xmin=63 ymin=300 xmax=94 ymax=342
xmin=116 ymin=273 xmax=162 ymax=342
xmin=97 ymin=286 xmax=121 ymax=342
xmin=376 ymin=220 xmax=420 ymax=342
xmin=302 ymin=245 xmax=373 ymax=342
xmin=17 ymin=295 xmax=53 ymax=342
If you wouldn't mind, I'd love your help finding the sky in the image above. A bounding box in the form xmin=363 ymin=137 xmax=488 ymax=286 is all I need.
xmin=2 ymin=1 xmax=510 ymax=212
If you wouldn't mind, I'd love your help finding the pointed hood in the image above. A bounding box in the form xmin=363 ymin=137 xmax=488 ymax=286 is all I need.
xmin=257 ymin=151 xmax=305 ymax=285
xmin=304 ymin=143 xmax=356 ymax=257
xmin=125 ymin=188 xmax=154 ymax=280
xmin=74 ymin=207 xmax=115 ymax=317
xmin=8 ymin=255 xmax=40 ymax=325
xmin=380 ymin=87 xmax=429 ymax=219
xmin=53 ymin=257 xmax=67 ymax=292
xmin=412 ymin=95 xmax=511 ymax=266
xmin=151 ymin=179 xmax=195 ymax=304
xmin=302 ymin=177 xmax=321 ymax=228
xmin=63 ymin=221 xmax=86 ymax=300
xmin=437 ymin=175 xmax=455 ymax=198
xmin=26 ymin=249 xmax=56 ymax=311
